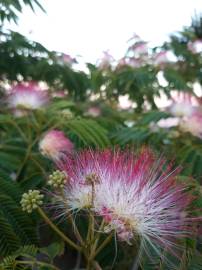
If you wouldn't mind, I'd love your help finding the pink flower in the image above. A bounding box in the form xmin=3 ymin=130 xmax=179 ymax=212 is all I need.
xmin=169 ymin=92 xmax=199 ymax=118
xmin=39 ymin=130 xmax=74 ymax=161
xmin=128 ymin=58 xmax=144 ymax=68
xmin=57 ymin=53 xmax=77 ymax=66
xmin=52 ymin=90 xmax=67 ymax=98
xmin=55 ymin=148 xmax=198 ymax=259
xmin=86 ymin=106 xmax=101 ymax=117
xmin=7 ymin=82 xmax=49 ymax=114
xmin=153 ymin=51 xmax=169 ymax=67
xmin=180 ymin=112 xmax=202 ymax=138
xmin=98 ymin=51 xmax=114 ymax=70
xmin=187 ymin=39 xmax=202 ymax=54
xmin=117 ymin=58 xmax=128 ymax=68
xmin=129 ymin=42 xmax=148 ymax=56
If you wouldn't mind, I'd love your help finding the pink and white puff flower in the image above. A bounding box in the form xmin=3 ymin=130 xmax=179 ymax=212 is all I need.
xmin=39 ymin=130 xmax=74 ymax=161
xmin=153 ymin=51 xmax=169 ymax=67
xmin=187 ymin=39 xmax=202 ymax=54
xmin=180 ymin=112 xmax=202 ymax=139
xmin=7 ymin=82 xmax=49 ymax=113
xmin=169 ymin=92 xmax=199 ymax=118
xmin=55 ymin=148 xmax=197 ymax=259
xmin=98 ymin=51 xmax=114 ymax=70
xmin=56 ymin=150 xmax=103 ymax=211
xmin=129 ymin=42 xmax=148 ymax=56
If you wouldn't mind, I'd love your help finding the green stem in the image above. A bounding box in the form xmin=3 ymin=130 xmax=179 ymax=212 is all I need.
xmin=37 ymin=207 xmax=81 ymax=252
xmin=16 ymin=143 xmax=33 ymax=180
xmin=16 ymin=135 xmax=41 ymax=180
xmin=90 ymin=233 xmax=114 ymax=260
xmin=15 ymin=260 xmax=60 ymax=270
xmin=61 ymin=191 xmax=85 ymax=247
xmin=31 ymin=157 xmax=48 ymax=179
xmin=69 ymin=214 xmax=85 ymax=247
xmin=9 ymin=120 xmax=28 ymax=142
xmin=91 ymin=219 xmax=105 ymax=256
xmin=93 ymin=261 xmax=102 ymax=270
xmin=86 ymin=211 xmax=95 ymax=247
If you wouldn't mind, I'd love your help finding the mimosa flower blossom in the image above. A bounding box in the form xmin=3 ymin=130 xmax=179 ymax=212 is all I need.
xmin=98 ymin=51 xmax=114 ymax=70
xmin=187 ymin=39 xmax=202 ymax=54
xmin=153 ymin=51 xmax=169 ymax=67
xmin=180 ymin=112 xmax=202 ymax=139
xmin=169 ymin=92 xmax=199 ymax=118
xmin=57 ymin=53 xmax=77 ymax=66
xmin=54 ymin=148 xmax=197 ymax=258
xmin=86 ymin=106 xmax=101 ymax=117
xmin=39 ymin=130 xmax=74 ymax=161
xmin=130 ymin=42 xmax=148 ymax=56
xmin=7 ymin=82 xmax=49 ymax=112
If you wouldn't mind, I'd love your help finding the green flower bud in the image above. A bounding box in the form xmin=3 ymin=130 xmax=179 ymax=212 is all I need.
xmin=48 ymin=170 xmax=66 ymax=189
xmin=20 ymin=190 xmax=44 ymax=213
xmin=60 ymin=109 xmax=74 ymax=120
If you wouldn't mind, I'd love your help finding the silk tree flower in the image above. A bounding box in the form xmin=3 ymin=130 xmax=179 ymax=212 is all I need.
xmin=52 ymin=90 xmax=67 ymax=98
xmin=86 ymin=106 xmax=101 ymax=117
xmin=55 ymin=150 xmax=103 ymax=212
xmin=7 ymin=82 xmax=49 ymax=115
xmin=169 ymin=92 xmax=199 ymax=118
xmin=129 ymin=42 xmax=148 ymax=56
xmin=39 ymin=130 xmax=74 ymax=161
xmin=170 ymin=103 xmax=194 ymax=118
xmin=117 ymin=58 xmax=128 ymax=68
xmin=57 ymin=53 xmax=77 ymax=66
xmin=53 ymin=148 xmax=197 ymax=261
xmin=179 ymin=112 xmax=202 ymax=139
xmin=187 ymin=39 xmax=202 ymax=54
xmin=153 ymin=51 xmax=169 ymax=67
xmin=98 ymin=51 xmax=114 ymax=70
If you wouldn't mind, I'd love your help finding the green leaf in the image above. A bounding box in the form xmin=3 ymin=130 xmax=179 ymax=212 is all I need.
xmin=137 ymin=110 xmax=171 ymax=125
xmin=40 ymin=242 xmax=65 ymax=262
xmin=68 ymin=118 xmax=110 ymax=147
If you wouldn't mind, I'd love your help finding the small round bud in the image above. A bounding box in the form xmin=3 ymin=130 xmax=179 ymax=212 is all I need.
xmin=60 ymin=109 xmax=74 ymax=120
xmin=20 ymin=190 xmax=44 ymax=213
xmin=48 ymin=170 xmax=66 ymax=189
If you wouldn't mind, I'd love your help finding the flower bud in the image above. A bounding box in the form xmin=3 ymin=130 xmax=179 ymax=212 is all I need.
xmin=20 ymin=190 xmax=44 ymax=213
xmin=48 ymin=170 xmax=67 ymax=189
xmin=60 ymin=109 xmax=74 ymax=120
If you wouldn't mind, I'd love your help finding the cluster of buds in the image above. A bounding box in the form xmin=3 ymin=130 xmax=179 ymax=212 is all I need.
xmin=60 ymin=109 xmax=74 ymax=120
xmin=20 ymin=190 xmax=44 ymax=213
xmin=48 ymin=170 xmax=67 ymax=189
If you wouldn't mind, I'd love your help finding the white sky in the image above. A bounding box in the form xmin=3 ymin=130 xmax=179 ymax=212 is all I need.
xmin=7 ymin=0 xmax=202 ymax=63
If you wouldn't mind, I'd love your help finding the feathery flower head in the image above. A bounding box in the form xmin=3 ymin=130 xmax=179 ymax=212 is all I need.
xmin=55 ymin=148 xmax=196 ymax=256
xmin=39 ymin=130 xmax=74 ymax=161
xmin=153 ymin=51 xmax=169 ymax=67
xmin=187 ymin=39 xmax=202 ymax=54
xmin=86 ymin=106 xmax=101 ymax=117
xmin=179 ymin=112 xmax=202 ymax=139
xmin=57 ymin=53 xmax=77 ymax=66
xmin=169 ymin=92 xmax=199 ymax=118
xmin=98 ymin=51 xmax=114 ymax=70
xmin=129 ymin=42 xmax=148 ymax=56
xmin=7 ymin=82 xmax=49 ymax=114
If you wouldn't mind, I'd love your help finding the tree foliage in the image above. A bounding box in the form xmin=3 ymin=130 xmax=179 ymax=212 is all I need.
xmin=0 ymin=1 xmax=202 ymax=269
